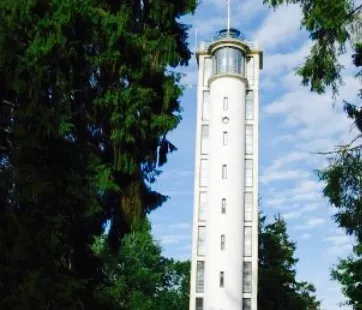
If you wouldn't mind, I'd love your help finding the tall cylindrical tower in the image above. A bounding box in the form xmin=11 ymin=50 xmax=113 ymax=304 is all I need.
xmin=189 ymin=29 xmax=263 ymax=310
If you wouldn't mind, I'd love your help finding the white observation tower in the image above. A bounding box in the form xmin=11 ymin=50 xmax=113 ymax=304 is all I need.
xmin=189 ymin=27 xmax=263 ymax=310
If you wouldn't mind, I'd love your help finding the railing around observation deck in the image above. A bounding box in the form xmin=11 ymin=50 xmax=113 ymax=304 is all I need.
xmin=214 ymin=28 xmax=245 ymax=40
xmin=197 ymin=28 xmax=259 ymax=52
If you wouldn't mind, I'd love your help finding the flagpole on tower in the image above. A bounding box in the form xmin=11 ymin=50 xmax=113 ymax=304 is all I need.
xmin=227 ymin=0 xmax=231 ymax=35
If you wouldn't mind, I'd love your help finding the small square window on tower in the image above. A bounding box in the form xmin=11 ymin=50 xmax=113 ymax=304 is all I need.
xmin=223 ymin=97 xmax=228 ymax=110
xmin=223 ymin=131 xmax=228 ymax=145
xmin=221 ymin=198 xmax=226 ymax=214
xmin=221 ymin=234 xmax=225 ymax=250
xmin=220 ymin=271 xmax=224 ymax=287
xmin=222 ymin=165 xmax=227 ymax=179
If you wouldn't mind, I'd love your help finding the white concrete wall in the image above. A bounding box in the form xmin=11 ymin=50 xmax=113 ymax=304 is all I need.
xmin=190 ymin=41 xmax=261 ymax=310
xmin=204 ymin=76 xmax=246 ymax=310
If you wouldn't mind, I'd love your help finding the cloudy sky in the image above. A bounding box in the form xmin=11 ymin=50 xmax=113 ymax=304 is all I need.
xmin=149 ymin=1 xmax=359 ymax=309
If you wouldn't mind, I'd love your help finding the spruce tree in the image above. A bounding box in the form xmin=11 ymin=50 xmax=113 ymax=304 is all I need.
xmin=258 ymin=215 xmax=321 ymax=310
xmin=0 ymin=0 xmax=196 ymax=308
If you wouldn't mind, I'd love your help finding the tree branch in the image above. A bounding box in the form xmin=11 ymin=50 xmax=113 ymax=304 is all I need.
xmin=349 ymin=4 xmax=362 ymax=18
xmin=312 ymin=134 xmax=362 ymax=155
xmin=2 ymin=100 xmax=16 ymax=108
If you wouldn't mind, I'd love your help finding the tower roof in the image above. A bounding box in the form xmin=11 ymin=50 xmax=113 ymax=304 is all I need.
xmin=213 ymin=28 xmax=245 ymax=42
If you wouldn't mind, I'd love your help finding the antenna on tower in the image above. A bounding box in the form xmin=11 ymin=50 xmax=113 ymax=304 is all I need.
xmin=194 ymin=27 xmax=198 ymax=54
xmin=227 ymin=0 xmax=231 ymax=35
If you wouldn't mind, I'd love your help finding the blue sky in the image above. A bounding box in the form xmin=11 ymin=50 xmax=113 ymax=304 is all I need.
xmin=149 ymin=1 xmax=359 ymax=309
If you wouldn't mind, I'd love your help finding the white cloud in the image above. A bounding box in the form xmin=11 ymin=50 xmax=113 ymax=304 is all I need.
xmin=208 ymin=0 xmax=267 ymax=22
xmin=262 ymin=41 xmax=312 ymax=78
xmin=159 ymin=233 xmax=190 ymax=245
xmin=263 ymin=176 xmax=326 ymax=213
xmin=181 ymin=68 xmax=198 ymax=87
xmin=324 ymin=234 xmax=354 ymax=255
xmin=168 ymin=222 xmax=191 ymax=230
xmin=194 ymin=0 xmax=268 ymax=43
xmin=325 ymin=235 xmax=352 ymax=246
xmin=283 ymin=203 xmax=319 ymax=219
xmin=295 ymin=217 xmax=327 ymax=230
xmin=264 ymin=88 xmax=354 ymax=156
xmin=261 ymin=44 xmax=358 ymax=162
xmin=291 ymin=192 xmax=321 ymax=202
xmin=293 ymin=180 xmax=323 ymax=195
xmin=163 ymin=190 xmax=193 ymax=196
xmin=265 ymin=197 xmax=287 ymax=208
xmin=327 ymin=243 xmax=353 ymax=256
xmin=300 ymin=233 xmax=312 ymax=240
xmin=171 ymin=251 xmax=191 ymax=261
xmin=193 ymin=16 xmax=227 ymax=39
xmin=253 ymin=4 xmax=303 ymax=50
xmin=261 ymin=169 xmax=309 ymax=184
xmin=271 ymin=133 xmax=296 ymax=146
xmin=234 ymin=0 xmax=268 ymax=23
xmin=160 ymin=169 xmax=194 ymax=180
xmin=262 ymin=151 xmax=310 ymax=174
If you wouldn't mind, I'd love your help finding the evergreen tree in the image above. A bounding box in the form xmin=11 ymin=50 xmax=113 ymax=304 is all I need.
xmin=0 ymin=0 xmax=196 ymax=308
xmin=258 ymin=214 xmax=321 ymax=310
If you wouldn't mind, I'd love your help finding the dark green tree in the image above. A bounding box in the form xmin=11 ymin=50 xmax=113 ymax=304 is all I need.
xmin=330 ymin=254 xmax=362 ymax=309
xmin=93 ymin=219 xmax=190 ymax=310
xmin=258 ymin=214 xmax=321 ymax=310
xmin=0 ymin=0 xmax=196 ymax=308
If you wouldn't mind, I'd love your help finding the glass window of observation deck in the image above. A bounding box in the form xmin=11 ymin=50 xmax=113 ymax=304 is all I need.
xmin=214 ymin=47 xmax=244 ymax=75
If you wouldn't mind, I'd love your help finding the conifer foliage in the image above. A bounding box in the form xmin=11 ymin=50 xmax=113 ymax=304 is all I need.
xmin=258 ymin=215 xmax=321 ymax=310
xmin=0 ymin=0 xmax=196 ymax=308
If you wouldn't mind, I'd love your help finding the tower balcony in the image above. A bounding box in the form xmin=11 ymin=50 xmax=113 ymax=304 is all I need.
xmin=197 ymin=28 xmax=259 ymax=54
